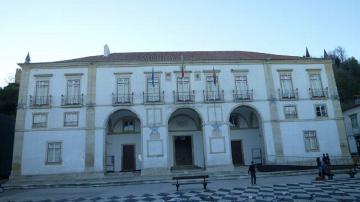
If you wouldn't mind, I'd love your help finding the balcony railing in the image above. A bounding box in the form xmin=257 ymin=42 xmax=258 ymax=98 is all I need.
xmin=112 ymin=93 xmax=134 ymax=106
xmin=203 ymin=90 xmax=224 ymax=103
xmin=309 ymin=87 xmax=328 ymax=99
xmin=143 ymin=91 xmax=165 ymax=104
xmin=173 ymin=90 xmax=195 ymax=104
xmin=61 ymin=94 xmax=84 ymax=106
xmin=29 ymin=95 xmax=51 ymax=107
xmin=233 ymin=89 xmax=253 ymax=101
xmin=278 ymin=88 xmax=298 ymax=100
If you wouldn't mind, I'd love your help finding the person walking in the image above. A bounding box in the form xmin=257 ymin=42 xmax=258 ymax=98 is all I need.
xmin=316 ymin=157 xmax=322 ymax=177
xmin=325 ymin=153 xmax=331 ymax=165
xmin=248 ymin=161 xmax=256 ymax=185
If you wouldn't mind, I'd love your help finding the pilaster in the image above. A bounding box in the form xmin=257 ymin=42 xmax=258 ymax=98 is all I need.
xmin=11 ymin=66 xmax=30 ymax=177
xmin=85 ymin=63 xmax=96 ymax=171
xmin=263 ymin=62 xmax=284 ymax=160
xmin=324 ymin=62 xmax=350 ymax=156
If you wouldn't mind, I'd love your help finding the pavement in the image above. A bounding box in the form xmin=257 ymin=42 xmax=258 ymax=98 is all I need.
xmin=1 ymin=170 xmax=360 ymax=201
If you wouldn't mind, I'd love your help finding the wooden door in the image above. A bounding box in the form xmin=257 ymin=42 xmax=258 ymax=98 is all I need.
xmin=175 ymin=136 xmax=193 ymax=166
xmin=122 ymin=145 xmax=135 ymax=171
xmin=231 ymin=140 xmax=244 ymax=165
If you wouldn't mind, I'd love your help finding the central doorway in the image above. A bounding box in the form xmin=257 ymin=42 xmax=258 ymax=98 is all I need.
xmin=174 ymin=136 xmax=193 ymax=166
xmin=122 ymin=144 xmax=135 ymax=171
xmin=231 ymin=140 xmax=244 ymax=165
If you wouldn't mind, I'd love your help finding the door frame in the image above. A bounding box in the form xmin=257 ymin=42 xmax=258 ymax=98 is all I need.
xmin=231 ymin=139 xmax=245 ymax=166
xmin=121 ymin=144 xmax=136 ymax=171
xmin=173 ymin=135 xmax=195 ymax=166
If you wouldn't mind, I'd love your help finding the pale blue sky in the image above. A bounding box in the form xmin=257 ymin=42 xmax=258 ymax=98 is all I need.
xmin=1 ymin=0 xmax=359 ymax=87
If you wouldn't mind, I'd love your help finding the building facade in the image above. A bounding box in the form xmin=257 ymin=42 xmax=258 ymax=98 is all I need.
xmin=343 ymin=105 xmax=360 ymax=155
xmin=12 ymin=51 xmax=350 ymax=176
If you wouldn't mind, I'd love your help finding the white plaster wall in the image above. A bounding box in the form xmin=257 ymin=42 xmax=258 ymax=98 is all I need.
xmin=230 ymin=129 xmax=261 ymax=165
xmin=280 ymin=120 xmax=342 ymax=158
xmin=22 ymin=131 xmax=85 ymax=175
xmin=94 ymin=129 xmax=105 ymax=171
xmin=106 ymin=134 xmax=142 ymax=171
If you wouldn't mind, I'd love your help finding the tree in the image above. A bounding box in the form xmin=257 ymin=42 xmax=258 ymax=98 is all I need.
xmin=0 ymin=82 xmax=19 ymax=119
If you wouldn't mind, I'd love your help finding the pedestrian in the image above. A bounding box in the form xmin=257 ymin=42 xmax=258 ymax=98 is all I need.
xmin=326 ymin=153 xmax=331 ymax=165
xmin=322 ymin=153 xmax=327 ymax=165
xmin=248 ymin=161 xmax=256 ymax=185
xmin=316 ymin=157 xmax=322 ymax=177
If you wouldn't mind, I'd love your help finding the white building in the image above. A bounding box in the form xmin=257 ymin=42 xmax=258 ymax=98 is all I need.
xmin=12 ymin=50 xmax=350 ymax=177
xmin=343 ymin=104 xmax=360 ymax=155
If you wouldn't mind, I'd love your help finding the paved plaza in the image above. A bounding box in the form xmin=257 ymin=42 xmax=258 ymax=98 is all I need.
xmin=1 ymin=173 xmax=360 ymax=201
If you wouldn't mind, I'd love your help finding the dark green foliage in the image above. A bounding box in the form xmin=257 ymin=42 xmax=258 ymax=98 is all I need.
xmin=0 ymin=82 xmax=19 ymax=118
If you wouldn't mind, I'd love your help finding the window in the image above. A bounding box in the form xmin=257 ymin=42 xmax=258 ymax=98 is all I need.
xmin=206 ymin=75 xmax=220 ymax=99
xmin=32 ymin=113 xmax=47 ymax=128
xmin=315 ymin=104 xmax=328 ymax=117
xmin=35 ymin=80 xmax=49 ymax=105
xmin=304 ymin=131 xmax=319 ymax=152
xmin=146 ymin=75 xmax=160 ymax=102
xmin=279 ymin=73 xmax=294 ymax=98
xmin=309 ymin=73 xmax=324 ymax=97
xmin=177 ymin=77 xmax=191 ymax=100
xmin=284 ymin=105 xmax=298 ymax=119
xmin=123 ymin=119 xmax=135 ymax=132
xmin=234 ymin=75 xmax=249 ymax=99
xmin=165 ymin=72 xmax=171 ymax=81
xmin=116 ymin=78 xmax=130 ymax=102
xmin=66 ymin=79 xmax=81 ymax=104
xmin=194 ymin=72 xmax=201 ymax=81
xmin=350 ymin=114 xmax=359 ymax=129
xmin=46 ymin=142 xmax=62 ymax=164
xmin=64 ymin=112 xmax=79 ymax=127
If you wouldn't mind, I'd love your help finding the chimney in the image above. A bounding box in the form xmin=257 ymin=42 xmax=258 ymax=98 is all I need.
xmin=104 ymin=44 xmax=110 ymax=57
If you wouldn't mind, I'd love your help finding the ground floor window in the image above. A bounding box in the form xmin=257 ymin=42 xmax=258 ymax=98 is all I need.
xmin=64 ymin=112 xmax=79 ymax=127
xmin=303 ymin=130 xmax=319 ymax=152
xmin=46 ymin=142 xmax=62 ymax=164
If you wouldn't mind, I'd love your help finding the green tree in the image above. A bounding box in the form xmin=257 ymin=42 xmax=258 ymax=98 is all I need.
xmin=0 ymin=82 xmax=19 ymax=119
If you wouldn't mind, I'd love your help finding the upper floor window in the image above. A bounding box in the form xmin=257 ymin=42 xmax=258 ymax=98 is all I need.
xmin=206 ymin=75 xmax=220 ymax=100
xmin=350 ymin=114 xmax=359 ymax=129
xmin=284 ymin=105 xmax=298 ymax=119
xmin=32 ymin=113 xmax=47 ymax=128
xmin=304 ymin=130 xmax=319 ymax=152
xmin=146 ymin=75 xmax=160 ymax=102
xmin=65 ymin=79 xmax=81 ymax=104
xmin=235 ymin=75 xmax=248 ymax=93
xmin=315 ymin=104 xmax=328 ymax=117
xmin=279 ymin=72 xmax=295 ymax=98
xmin=114 ymin=78 xmax=131 ymax=103
xmin=34 ymin=80 xmax=50 ymax=105
xmin=46 ymin=142 xmax=62 ymax=164
xmin=309 ymin=73 xmax=326 ymax=98
xmin=64 ymin=112 xmax=79 ymax=127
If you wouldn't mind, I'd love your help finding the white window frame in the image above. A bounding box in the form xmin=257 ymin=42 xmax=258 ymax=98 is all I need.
xmin=32 ymin=113 xmax=48 ymax=128
xmin=116 ymin=77 xmax=130 ymax=103
xmin=65 ymin=79 xmax=81 ymax=104
xmin=123 ymin=119 xmax=135 ymax=133
xmin=315 ymin=104 xmax=328 ymax=118
xmin=303 ymin=130 xmax=319 ymax=152
xmin=35 ymin=80 xmax=50 ymax=105
xmin=146 ymin=75 xmax=161 ymax=102
xmin=206 ymin=75 xmax=220 ymax=100
xmin=350 ymin=114 xmax=359 ymax=129
xmin=284 ymin=105 xmax=298 ymax=119
xmin=279 ymin=72 xmax=294 ymax=98
xmin=46 ymin=142 xmax=62 ymax=164
xmin=64 ymin=112 xmax=79 ymax=127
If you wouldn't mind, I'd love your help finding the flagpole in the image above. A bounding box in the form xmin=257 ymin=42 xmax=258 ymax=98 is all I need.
xmin=212 ymin=67 xmax=217 ymax=125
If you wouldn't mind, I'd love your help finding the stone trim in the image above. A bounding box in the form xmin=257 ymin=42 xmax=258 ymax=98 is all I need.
xmin=64 ymin=73 xmax=84 ymax=76
xmin=34 ymin=74 xmax=53 ymax=77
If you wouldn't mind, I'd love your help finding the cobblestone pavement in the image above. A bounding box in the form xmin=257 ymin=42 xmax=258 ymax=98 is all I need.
xmin=1 ymin=175 xmax=360 ymax=201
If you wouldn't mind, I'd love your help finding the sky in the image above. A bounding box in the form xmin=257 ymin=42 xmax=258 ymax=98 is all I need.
xmin=0 ymin=0 xmax=359 ymax=87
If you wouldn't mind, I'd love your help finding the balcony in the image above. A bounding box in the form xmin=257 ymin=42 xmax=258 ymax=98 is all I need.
xmin=278 ymin=88 xmax=298 ymax=100
xmin=203 ymin=90 xmax=224 ymax=103
xmin=61 ymin=94 xmax=84 ymax=107
xmin=112 ymin=93 xmax=134 ymax=106
xmin=309 ymin=87 xmax=328 ymax=99
xmin=233 ymin=89 xmax=253 ymax=102
xmin=29 ymin=95 xmax=51 ymax=108
xmin=143 ymin=91 xmax=165 ymax=105
xmin=173 ymin=90 xmax=195 ymax=104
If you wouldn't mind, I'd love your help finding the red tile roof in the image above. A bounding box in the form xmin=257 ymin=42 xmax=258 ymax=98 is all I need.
xmin=48 ymin=51 xmax=304 ymax=64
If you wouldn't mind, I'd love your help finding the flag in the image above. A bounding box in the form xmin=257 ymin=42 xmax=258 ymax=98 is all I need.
xmin=151 ymin=68 xmax=155 ymax=87
xmin=212 ymin=67 xmax=217 ymax=85
xmin=181 ymin=55 xmax=185 ymax=78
